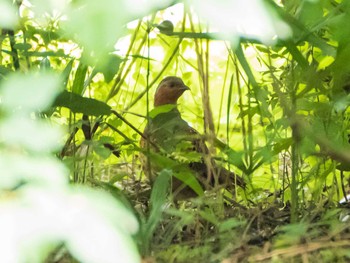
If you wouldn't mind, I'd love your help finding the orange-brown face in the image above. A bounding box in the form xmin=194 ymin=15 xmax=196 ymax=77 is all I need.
xmin=154 ymin=76 xmax=190 ymax=107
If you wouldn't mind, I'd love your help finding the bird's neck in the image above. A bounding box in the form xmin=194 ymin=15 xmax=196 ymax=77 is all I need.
xmin=154 ymin=99 xmax=178 ymax=107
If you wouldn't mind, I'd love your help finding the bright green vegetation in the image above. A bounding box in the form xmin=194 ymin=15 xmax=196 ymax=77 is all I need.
xmin=1 ymin=1 xmax=350 ymax=262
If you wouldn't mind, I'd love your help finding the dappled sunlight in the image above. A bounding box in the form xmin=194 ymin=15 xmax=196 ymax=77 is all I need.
xmin=1 ymin=0 xmax=350 ymax=262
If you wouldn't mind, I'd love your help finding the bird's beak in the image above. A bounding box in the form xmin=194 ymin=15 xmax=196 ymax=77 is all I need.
xmin=180 ymin=85 xmax=190 ymax=91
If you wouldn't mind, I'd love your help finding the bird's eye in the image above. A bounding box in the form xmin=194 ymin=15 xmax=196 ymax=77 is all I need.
xmin=169 ymin=82 xmax=175 ymax=88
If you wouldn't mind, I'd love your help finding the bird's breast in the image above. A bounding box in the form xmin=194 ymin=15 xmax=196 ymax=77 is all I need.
xmin=146 ymin=112 xmax=192 ymax=153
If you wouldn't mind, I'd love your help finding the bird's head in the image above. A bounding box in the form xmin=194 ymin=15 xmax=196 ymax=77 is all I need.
xmin=154 ymin=76 xmax=190 ymax=107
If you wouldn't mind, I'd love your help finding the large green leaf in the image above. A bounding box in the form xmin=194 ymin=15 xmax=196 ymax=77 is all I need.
xmin=53 ymin=91 xmax=111 ymax=116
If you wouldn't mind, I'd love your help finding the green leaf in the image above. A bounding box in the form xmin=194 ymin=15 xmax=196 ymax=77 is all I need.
xmin=273 ymin=138 xmax=293 ymax=153
xmin=129 ymin=54 xmax=156 ymax=60
xmin=22 ymin=50 xmax=68 ymax=57
xmin=156 ymin=20 xmax=174 ymax=34
xmin=150 ymin=169 xmax=172 ymax=208
xmin=63 ymin=187 xmax=140 ymax=263
xmin=25 ymin=24 xmax=61 ymax=44
xmin=110 ymin=174 xmax=127 ymax=183
xmin=64 ymin=0 xmax=128 ymax=67
xmin=93 ymin=136 xmax=117 ymax=159
xmin=226 ymin=150 xmax=246 ymax=172
xmin=337 ymin=160 xmax=350 ymax=171
xmin=252 ymin=145 xmax=275 ymax=170
xmin=0 ymin=71 xmax=62 ymax=112
xmin=219 ymin=218 xmax=245 ymax=233
xmin=53 ymin=91 xmax=112 ymax=116
xmin=173 ymin=171 xmax=204 ymax=196
xmin=95 ymin=55 xmax=123 ymax=83
xmin=93 ymin=143 xmax=111 ymax=159
xmin=149 ymin=104 xmax=176 ymax=118
xmin=72 ymin=62 xmax=88 ymax=95
xmin=0 ymin=1 xmax=17 ymax=28
xmin=141 ymin=169 xmax=172 ymax=253
xmin=145 ymin=151 xmax=204 ymax=196
xmin=317 ymin=56 xmax=335 ymax=70
xmin=299 ymin=1 xmax=324 ymax=27
xmin=1 ymin=116 xmax=63 ymax=152
xmin=199 ymin=207 xmax=219 ymax=225
xmin=107 ymin=117 xmax=123 ymax=128
xmin=40 ymin=57 xmax=51 ymax=70
xmin=61 ymin=60 xmax=74 ymax=88
xmin=0 ymin=65 xmax=13 ymax=79
xmin=284 ymin=40 xmax=309 ymax=69
xmin=13 ymin=43 xmax=32 ymax=50
xmin=88 ymin=179 xmax=135 ymax=213
xmin=0 ymin=153 xmax=67 ymax=188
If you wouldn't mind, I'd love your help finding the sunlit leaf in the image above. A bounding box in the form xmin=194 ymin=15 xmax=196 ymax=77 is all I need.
xmin=174 ymin=171 xmax=204 ymax=196
xmin=93 ymin=143 xmax=112 ymax=159
xmin=40 ymin=57 xmax=51 ymax=70
xmin=13 ymin=43 xmax=32 ymax=51
xmin=0 ymin=117 xmax=63 ymax=152
xmin=64 ymin=0 xmax=128 ymax=67
xmin=0 ymin=72 xmax=62 ymax=112
xmin=0 ymin=187 xmax=140 ymax=263
xmin=317 ymin=56 xmax=335 ymax=70
xmin=192 ymin=0 xmax=292 ymax=45
xmin=273 ymin=138 xmax=293 ymax=153
xmin=0 ymin=153 xmax=68 ymax=189
xmin=25 ymin=25 xmax=62 ymax=44
xmin=65 ymin=188 xmax=139 ymax=263
xmin=29 ymin=0 xmax=69 ymax=20
xmin=0 ymin=0 xmax=17 ymax=28
xmin=298 ymin=1 xmax=324 ymax=26
xmin=95 ymin=54 xmax=123 ymax=83
xmin=23 ymin=50 xmax=68 ymax=57
xmin=149 ymin=104 xmax=177 ymax=118
xmin=107 ymin=117 xmax=123 ymax=128
xmin=61 ymin=60 xmax=74 ymax=88
xmin=71 ymin=62 xmax=88 ymax=95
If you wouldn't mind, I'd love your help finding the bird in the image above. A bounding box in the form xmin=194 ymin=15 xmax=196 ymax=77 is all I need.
xmin=140 ymin=76 xmax=245 ymax=199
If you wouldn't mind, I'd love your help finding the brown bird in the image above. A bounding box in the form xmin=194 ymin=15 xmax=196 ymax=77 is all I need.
xmin=140 ymin=76 xmax=245 ymax=199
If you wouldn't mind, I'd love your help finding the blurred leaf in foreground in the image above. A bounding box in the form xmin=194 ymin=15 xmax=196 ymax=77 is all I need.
xmin=0 ymin=71 xmax=140 ymax=263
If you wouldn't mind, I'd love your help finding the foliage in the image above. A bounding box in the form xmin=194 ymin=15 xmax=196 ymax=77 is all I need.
xmin=2 ymin=0 xmax=350 ymax=262
xmin=0 ymin=70 xmax=139 ymax=263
